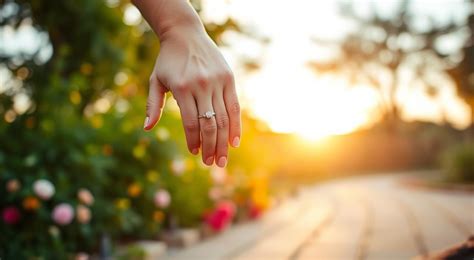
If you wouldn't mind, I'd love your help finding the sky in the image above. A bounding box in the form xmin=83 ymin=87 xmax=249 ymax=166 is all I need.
xmin=200 ymin=0 xmax=472 ymax=139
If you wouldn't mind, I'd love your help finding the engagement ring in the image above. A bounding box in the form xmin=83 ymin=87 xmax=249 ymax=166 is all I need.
xmin=198 ymin=111 xmax=216 ymax=119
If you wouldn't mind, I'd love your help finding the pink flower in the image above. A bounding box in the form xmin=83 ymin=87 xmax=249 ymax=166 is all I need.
xmin=77 ymin=188 xmax=94 ymax=206
xmin=33 ymin=179 xmax=55 ymax=200
xmin=76 ymin=205 xmax=91 ymax=224
xmin=52 ymin=203 xmax=74 ymax=226
xmin=204 ymin=201 xmax=236 ymax=232
xmin=217 ymin=201 xmax=235 ymax=219
xmin=154 ymin=189 xmax=171 ymax=208
xmin=2 ymin=207 xmax=21 ymax=225
xmin=6 ymin=179 xmax=20 ymax=193
xmin=170 ymin=159 xmax=186 ymax=175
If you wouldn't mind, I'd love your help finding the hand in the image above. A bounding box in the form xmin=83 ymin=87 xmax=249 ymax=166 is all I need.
xmin=143 ymin=26 xmax=241 ymax=168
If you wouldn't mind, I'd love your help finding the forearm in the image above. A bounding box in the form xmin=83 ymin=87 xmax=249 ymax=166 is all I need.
xmin=132 ymin=0 xmax=205 ymax=41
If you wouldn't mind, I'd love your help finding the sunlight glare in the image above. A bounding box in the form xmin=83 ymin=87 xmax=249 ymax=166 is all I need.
xmin=201 ymin=0 xmax=472 ymax=139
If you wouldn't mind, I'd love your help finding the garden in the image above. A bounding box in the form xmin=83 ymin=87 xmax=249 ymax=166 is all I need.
xmin=0 ymin=0 xmax=273 ymax=258
xmin=1 ymin=0 xmax=473 ymax=259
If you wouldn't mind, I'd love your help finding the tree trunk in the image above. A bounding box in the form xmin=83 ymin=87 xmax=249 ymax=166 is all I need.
xmin=385 ymin=73 xmax=400 ymax=132
xmin=468 ymin=105 xmax=474 ymax=141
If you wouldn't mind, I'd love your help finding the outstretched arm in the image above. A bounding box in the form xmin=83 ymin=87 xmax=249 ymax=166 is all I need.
xmin=132 ymin=0 xmax=241 ymax=168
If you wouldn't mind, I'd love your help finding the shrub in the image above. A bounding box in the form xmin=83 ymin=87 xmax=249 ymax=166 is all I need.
xmin=441 ymin=142 xmax=474 ymax=183
xmin=0 ymin=0 xmax=270 ymax=258
xmin=0 ymin=102 xmax=214 ymax=258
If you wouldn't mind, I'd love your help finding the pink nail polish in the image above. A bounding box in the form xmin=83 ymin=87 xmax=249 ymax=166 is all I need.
xmin=143 ymin=117 xmax=150 ymax=129
xmin=205 ymin=156 xmax=214 ymax=165
xmin=218 ymin=156 xmax=227 ymax=167
xmin=232 ymin=137 xmax=240 ymax=147
xmin=191 ymin=148 xmax=199 ymax=155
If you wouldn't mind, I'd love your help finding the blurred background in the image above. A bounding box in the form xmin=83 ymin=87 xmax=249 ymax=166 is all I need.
xmin=0 ymin=0 xmax=473 ymax=259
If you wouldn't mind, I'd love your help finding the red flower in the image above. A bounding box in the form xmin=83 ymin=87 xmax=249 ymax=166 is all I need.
xmin=2 ymin=206 xmax=21 ymax=225
xmin=204 ymin=201 xmax=236 ymax=232
xmin=248 ymin=203 xmax=263 ymax=219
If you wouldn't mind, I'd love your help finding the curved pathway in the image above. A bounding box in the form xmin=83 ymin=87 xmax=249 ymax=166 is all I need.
xmin=164 ymin=172 xmax=474 ymax=260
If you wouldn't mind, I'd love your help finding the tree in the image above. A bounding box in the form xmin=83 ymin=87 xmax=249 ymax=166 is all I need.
xmin=309 ymin=0 xmax=473 ymax=128
xmin=447 ymin=12 xmax=474 ymax=132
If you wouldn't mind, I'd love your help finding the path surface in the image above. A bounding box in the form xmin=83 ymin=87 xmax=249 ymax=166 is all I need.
xmin=164 ymin=172 xmax=474 ymax=260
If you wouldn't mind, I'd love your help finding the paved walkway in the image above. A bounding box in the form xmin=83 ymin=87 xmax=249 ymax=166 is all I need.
xmin=164 ymin=172 xmax=474 ymax=260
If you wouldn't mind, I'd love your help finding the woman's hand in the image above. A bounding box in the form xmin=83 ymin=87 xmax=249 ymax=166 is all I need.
xmin=143 ymin=25 xmax=241 ymax=168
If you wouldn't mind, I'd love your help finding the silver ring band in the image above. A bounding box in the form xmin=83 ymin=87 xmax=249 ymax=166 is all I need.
xmin=198 ymin=111 xmax=216 ymax=119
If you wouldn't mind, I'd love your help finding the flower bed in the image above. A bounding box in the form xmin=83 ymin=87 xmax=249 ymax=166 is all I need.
xmin=0 ymin=115 xmax=270 ymax=258
xmin=0 ymin=1 xmax=273 ymax=258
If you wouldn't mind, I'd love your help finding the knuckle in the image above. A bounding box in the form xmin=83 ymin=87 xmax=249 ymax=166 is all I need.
xmin=195 ymin=74 xmax=210 ymax=89
xmin=217 ymin=141 xmax=228 ymax=153
xmin=183 ymin=119 xmax=200 ymax=132
xmin=146 ymin=99 xmax=156 ymax=111
xmin=229 ymin=101 xmax=241 ymax=114
xmin=220 ymin=69 xmax=234 ymax=83
xmin=216 ymin=114 xmax=229 ymax=129
xmin=202 ymin=121 xmax=217 ymax=134
xmin=172 ymin=80 xmax=191 ymax=93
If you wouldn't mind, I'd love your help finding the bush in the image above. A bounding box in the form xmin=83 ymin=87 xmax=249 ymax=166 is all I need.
xmin=0 ymin=100 xmax=214 ymax=258
xmin=441 ymin=142 xmax=474 ymax=183
xmin=0 ymin=1 xmax=271 ymax=258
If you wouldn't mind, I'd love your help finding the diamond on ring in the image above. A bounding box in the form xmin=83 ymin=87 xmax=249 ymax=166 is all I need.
xmin=199 ymin=111 xmax=216 ymax=119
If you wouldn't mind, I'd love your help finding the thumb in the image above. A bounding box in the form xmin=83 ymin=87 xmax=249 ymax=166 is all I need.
xmin=144 ymin=76 xmax=167 ymax=131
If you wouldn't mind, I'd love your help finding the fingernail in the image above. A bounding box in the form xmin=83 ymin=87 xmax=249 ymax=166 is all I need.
xmin=191 ymin=148 xmax=199 ymax=155
xmin=232 ymin=137 xmax=240 ymax=147
xmin=143 ymin=116 xmax=150 ymax=129
xmin=205 ymin=156 xmax=214 ymax=166
xmin=217 ymin=156 xmax=227 ymax=168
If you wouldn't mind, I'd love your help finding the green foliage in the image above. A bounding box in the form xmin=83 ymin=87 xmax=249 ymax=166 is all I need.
xmin=0 ymin=0 xmax=214 ymax=258
xmin=0 ymin=0 xmax=268 ymax=257
xmin=447 ymin=14 xmax=474 ymax=127
xmin=118 ymin=245 xmax=146 ymax=260
xmin=442 ymin=142 xmax=474 ymax=183
xmin=0 ymin=96 xmax=214 ymax=258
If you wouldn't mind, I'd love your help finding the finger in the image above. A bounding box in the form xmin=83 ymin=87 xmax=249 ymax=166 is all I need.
xmin=176 ymin=93 xmax=201 ymax=155
xmin=196 ymin=95 xmax=217 ymax=166
xmin=213 ymin=91 xmax=229 ymax=168
xmin=224 ymin=82 xmax=241 ymax=147
xmin=144 ymin=76 xmax=167 ymax=131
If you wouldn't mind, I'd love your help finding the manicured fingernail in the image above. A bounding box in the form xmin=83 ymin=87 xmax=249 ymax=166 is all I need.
xmin=191 ymin=148 xmax=199 ymax=155
xmin=232 ymin=137 xmax=240 ymax=147
xmin=143 ymin=116 xmax=150 ymax=129
xmin=205 ymin=156 xmax=214 ymax=166
xmin=217 ymin=156 xmax=227 ymax=168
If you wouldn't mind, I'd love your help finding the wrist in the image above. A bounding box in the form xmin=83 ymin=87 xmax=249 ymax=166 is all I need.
xmin=153 ymin=1 xmax=205 ymax=42
xmin=159 ymin=23 xmax=208 ymax=47
xmin=133 ymin=0 xmax=205 ymax=42
xmin=158 ymin=19 xmax=206 ymax=44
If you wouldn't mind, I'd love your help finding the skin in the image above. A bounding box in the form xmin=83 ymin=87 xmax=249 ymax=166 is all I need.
xmin=132 ymin=0 xmax=241 ymax=168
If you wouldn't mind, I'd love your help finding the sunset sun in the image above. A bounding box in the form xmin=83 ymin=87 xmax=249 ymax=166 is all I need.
xmin=204 ymin=0 xmax=471 ymax=140
xmin=243 ymin=62 xmax=381 ymax=140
